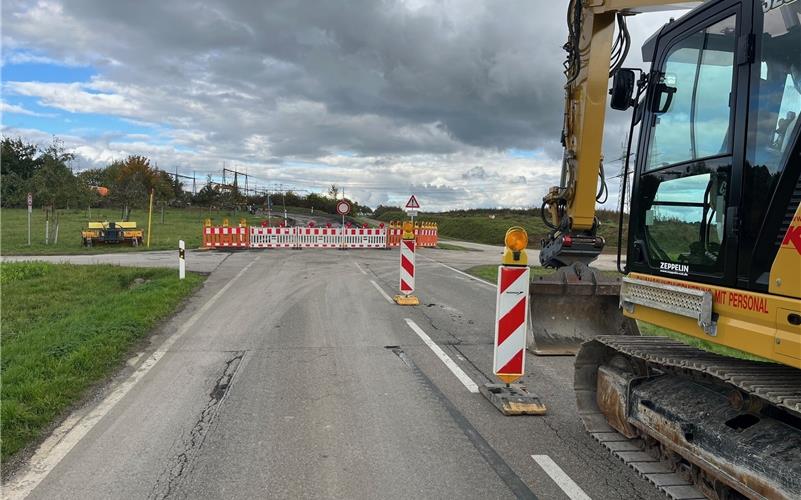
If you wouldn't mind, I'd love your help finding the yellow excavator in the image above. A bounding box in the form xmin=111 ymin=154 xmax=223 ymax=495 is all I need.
xmin=530 ymin=0 xmax=801 ymax=498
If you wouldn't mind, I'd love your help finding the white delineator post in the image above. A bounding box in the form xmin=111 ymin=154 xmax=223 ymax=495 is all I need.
xmin=399 ymin=239 xmax=415 ymax=295
xmin=493 ymin=265 xmax=530 ymax=383
xmin=178 ymin=240 xmax=186 ymax=280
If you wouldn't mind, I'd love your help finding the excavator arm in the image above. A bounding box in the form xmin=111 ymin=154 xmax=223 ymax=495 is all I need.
xmin=541 ymin=0 xmax=699 ymax=268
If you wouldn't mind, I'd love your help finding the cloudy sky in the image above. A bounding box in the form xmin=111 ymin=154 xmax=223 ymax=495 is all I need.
xmin=1 ymin=0 xmax=685 ymax=210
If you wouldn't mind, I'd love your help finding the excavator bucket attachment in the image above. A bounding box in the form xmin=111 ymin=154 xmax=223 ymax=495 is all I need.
xmin=528 ymin=263 xmax=639 ymax=355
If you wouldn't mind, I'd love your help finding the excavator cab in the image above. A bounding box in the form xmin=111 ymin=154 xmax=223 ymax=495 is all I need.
xmin=531 ymin=1 xmax=801 ymax=497
xmin=529 ymin=0 xmax=801 ymax=359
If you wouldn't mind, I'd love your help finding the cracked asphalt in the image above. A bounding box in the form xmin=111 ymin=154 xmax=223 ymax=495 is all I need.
xmin=14 ymin=248 xmax=662 ymax=500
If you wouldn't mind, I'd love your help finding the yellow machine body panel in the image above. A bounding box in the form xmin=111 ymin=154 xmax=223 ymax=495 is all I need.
xmin=86 ymin=221 xmax=138 ymax=229
xmin=769 ymin=204 xmax=801 ymax=299
xmin=624 ymin=271 xmax=801 ymax=368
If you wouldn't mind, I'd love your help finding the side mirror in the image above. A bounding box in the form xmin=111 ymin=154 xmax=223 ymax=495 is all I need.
xmin=609 ymin=69 xmax=636 ymax=111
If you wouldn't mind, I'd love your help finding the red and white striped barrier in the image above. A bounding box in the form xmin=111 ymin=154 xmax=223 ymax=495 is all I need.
xmin=341 ymin=228 xmax=387 ymax=248
xmin=250 ymin=226 xmax=296 ymax=248
xmin=492 ymin=266 xmax=530 ymax=383
xmin=295 ymin=227 xmax=341 ymax=248
xmin=399 ymin=239 xmax=416 ymax=294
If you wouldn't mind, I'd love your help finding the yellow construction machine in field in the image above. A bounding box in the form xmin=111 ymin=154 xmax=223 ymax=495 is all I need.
xmin=81 ymin=221 xmax=144 ymax=247
xmin=531 ymin=0 xmax=801 ymax=498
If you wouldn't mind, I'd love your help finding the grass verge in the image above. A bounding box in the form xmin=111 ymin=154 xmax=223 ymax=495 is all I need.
xmin=436 ymin=242 xmax=479 ymax=251
xmin=0 ymin=262 xmax=204 ymax=460
xmin=465 ymin=264 xmax=621 ymax=283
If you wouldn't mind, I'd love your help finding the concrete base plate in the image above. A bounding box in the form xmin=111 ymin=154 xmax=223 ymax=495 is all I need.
xmin=480 ymin=383 xmax=547 ymax=415
xmin=394 ymin=295 xmax=420 ymax=306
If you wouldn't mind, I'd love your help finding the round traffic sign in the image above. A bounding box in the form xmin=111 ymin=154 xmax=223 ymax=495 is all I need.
xmin=336 ymin=200 xmax=351 ymax=216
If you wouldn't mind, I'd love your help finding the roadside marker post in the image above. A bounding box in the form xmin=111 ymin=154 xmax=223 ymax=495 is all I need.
xmin=394 ymin=221 xmax=419 ymax=306
xmin=178 ymin=240 xmax=186 ymax=280
xmin=480 ymin=227 xmax=546 ymax=415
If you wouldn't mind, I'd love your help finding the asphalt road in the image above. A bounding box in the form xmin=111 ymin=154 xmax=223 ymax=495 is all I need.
xmin=5 ymin=248 xmax=660 ymax=500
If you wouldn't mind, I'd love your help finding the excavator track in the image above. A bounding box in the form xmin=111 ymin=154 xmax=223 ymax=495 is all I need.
xmin=575 ymin=336 xmax=801 ymax=500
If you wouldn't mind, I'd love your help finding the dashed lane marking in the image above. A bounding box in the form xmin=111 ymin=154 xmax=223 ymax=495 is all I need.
xmin=370 ymin=279 xmax=394 ymax=304
xmin=353 ymin=261 xmax=368 ymax=275
xmin=404 ymin=318 xmax=479 ymax=393
xmin=531 ymin=455 xmax=592 ymax=500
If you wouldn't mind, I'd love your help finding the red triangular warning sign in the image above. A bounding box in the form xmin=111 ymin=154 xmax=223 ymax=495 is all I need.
xmin=405 ymin=195 xmax=420 ymax=209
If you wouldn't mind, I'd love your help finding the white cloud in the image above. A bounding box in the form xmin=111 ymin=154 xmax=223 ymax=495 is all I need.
xmin=0 ymin=99 xmax=55 ymax=117
xmin=1 ymin=0 xmax=684 ymax=210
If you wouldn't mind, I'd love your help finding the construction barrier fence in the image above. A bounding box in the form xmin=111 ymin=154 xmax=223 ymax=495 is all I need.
xmin=202 ymin=221 xmax=436 ymax=250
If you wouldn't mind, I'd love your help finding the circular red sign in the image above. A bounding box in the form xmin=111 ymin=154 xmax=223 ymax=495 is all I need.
xmin=336 ymin=200 xmax=351 ymax=216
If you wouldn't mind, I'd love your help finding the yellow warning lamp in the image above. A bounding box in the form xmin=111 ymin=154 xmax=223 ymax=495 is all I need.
xmin=223 ymin=218 xmax=230 ymax=227
xmin=239 ymin=217 xmax=248 ymax=227
xmin=204 ymin=218 xmax=212 ymax=227
xmin=402 ymin=220 xmax=415 ymax=240
xmin=502 ymin=227 xmax=528 ymax=266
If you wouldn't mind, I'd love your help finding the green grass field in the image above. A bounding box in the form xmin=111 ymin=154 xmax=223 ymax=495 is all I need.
xmin=0 ymin=262 xmax=204 ymax=460
xmin=0 ymin=207 xmax=269 ymax=255
xmin=378 ymin=211 xmax=624 ymax=250
xmin=465 ymin=264 xmax=621 ymax=283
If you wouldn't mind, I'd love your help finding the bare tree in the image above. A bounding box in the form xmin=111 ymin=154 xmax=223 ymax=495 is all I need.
xmin=327 ymin=184 xmax=340 ymax=199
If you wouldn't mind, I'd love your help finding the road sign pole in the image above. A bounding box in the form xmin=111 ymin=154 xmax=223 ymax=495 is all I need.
xmin=27 ymin=193 xmax=32 ymax=246
xmin=146 ymin=189 xmax=154 ymax=248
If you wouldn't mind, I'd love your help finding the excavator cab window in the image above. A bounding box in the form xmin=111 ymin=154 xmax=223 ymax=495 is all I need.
xmin=631 ymin=0 xmax=800 ymax=290
xmin=743 ymin=0 xmax=801 ymax=287
xmin=630 ymin=6 xmax=742 ymax=284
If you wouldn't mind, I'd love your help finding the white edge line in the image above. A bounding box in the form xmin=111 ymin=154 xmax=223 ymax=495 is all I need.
xmin=353 ymin=261 xmax=368 ymax=275
xmin=404 ymin=318 xmax=479 ymax=393
xmin=6 ymin=256 xmax=262 ymax=500
xmin=531 ymin=455 xmax=592 ymax=500
xmin=419 ymin=255 xmax=495 ymax=288
xmin=369 ymin=279 xmax=394 ymax=304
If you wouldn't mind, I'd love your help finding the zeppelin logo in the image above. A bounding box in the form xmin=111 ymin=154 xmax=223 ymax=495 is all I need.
xmin=782 ymin=225 xmax=801 ymax=254
xmin=659 ymin=262 xmax=689 ymax=275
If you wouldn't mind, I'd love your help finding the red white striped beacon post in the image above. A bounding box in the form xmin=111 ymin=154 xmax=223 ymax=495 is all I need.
xmin=479 ymin=227 xmax=546 ymax=415
xmin=394 ymin=220 xmax=419 ymax=306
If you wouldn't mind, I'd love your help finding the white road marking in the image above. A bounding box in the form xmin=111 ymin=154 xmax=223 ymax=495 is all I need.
xmin=531 ymin=455 xmax=592 ymax=500
xmin=6 ymin=257 xmax=261 ymax=500
xmin=353 ymin=261 xmax=368 ymax=275
xmin=370 ymin=279 xmax=394 ymax=304
xmin=404 ymin=318 xmax=479 ymax=393
xmin=419 ymin=255 xmax=495 ymax=288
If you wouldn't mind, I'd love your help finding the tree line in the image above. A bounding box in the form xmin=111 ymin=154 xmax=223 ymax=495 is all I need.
xmin=1 ymin=137 xmax=372 ymax=216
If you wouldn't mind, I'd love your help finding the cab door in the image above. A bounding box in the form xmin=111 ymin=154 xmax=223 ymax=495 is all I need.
xmin=628 ymin=1 xmax=750 ymax=287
